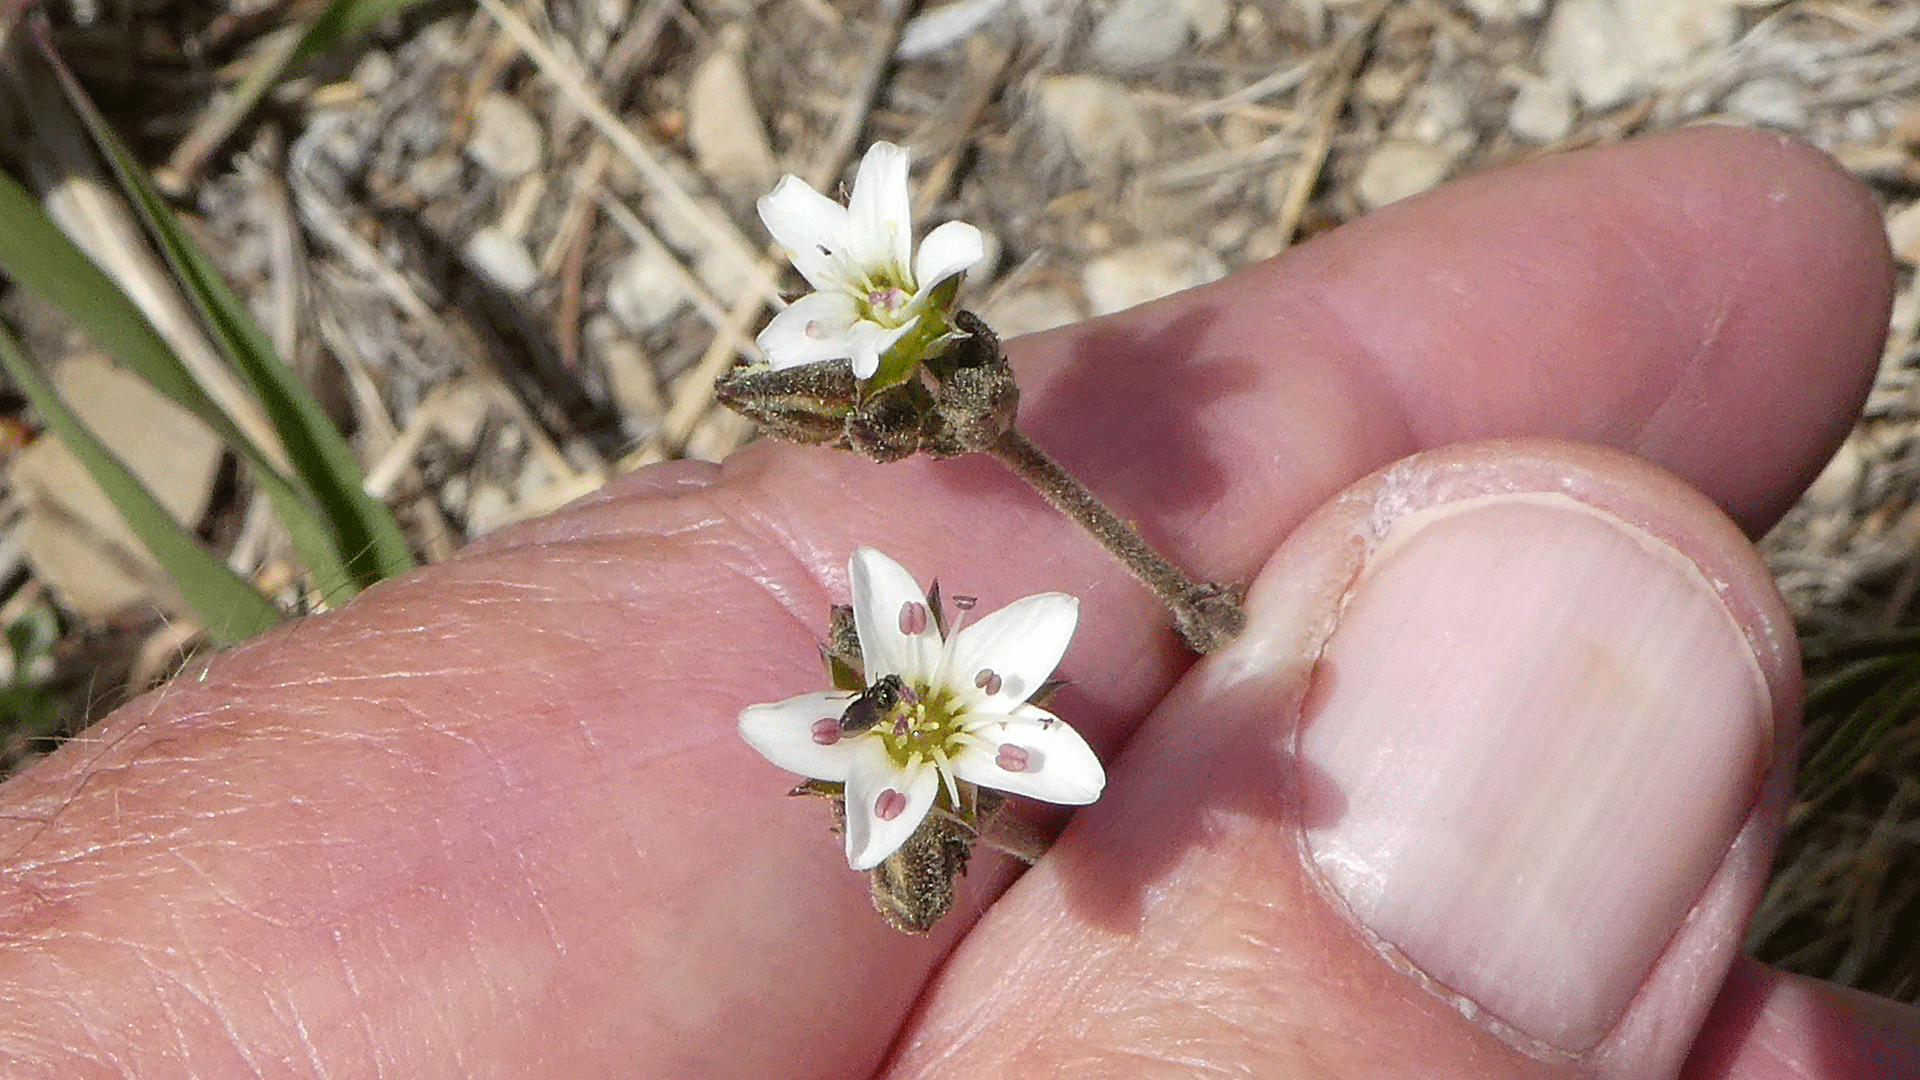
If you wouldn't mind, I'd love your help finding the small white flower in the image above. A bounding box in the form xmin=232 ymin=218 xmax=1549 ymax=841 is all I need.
xmin=756 ymin=142 xmax=986 ymax=380
xmin=740 ymin=547 xmax=1105 ymax=871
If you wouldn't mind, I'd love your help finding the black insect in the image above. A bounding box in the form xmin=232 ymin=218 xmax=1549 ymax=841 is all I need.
xmin=840 ymin=674 xmax=907 ymax=735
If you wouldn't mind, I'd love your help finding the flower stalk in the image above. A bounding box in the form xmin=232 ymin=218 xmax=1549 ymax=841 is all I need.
xmin=982 ymin=428 xmax=1245 ymax=654
xmin=718 ymin=141 xmax=1247 ymax=654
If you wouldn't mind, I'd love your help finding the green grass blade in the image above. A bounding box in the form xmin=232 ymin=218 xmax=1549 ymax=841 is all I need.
xmin=1802 ymin=660 xmax=1920 ymax=797
xmin=291 ymin=0 xmax=437 ymax=66
xmin=0 ymin=324 xmax=283 ymax=645
xmin=33 ymin=32 xmax=415 ymax=593
xmin=107 ymin=141 xmax=417 ymax=588
xmin=0 ymin=162 xmax=366 ymax=602
xmin=0 ymin=168 xmax=213 ymax=414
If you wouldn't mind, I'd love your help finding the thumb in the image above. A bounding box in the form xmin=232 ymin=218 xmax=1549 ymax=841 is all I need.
xmin=889 ymin=439 xmax=1799 ymax=1080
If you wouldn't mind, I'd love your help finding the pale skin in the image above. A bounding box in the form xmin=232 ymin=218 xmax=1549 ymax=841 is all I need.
xmin=0 ymin=127 xmax=1914 ymax=1078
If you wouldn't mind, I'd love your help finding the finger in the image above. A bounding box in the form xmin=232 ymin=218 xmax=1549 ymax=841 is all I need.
xmin=0 ymin=129 xmax=1888 ymax=1079
xmin=999 ymin=123 xmax=1889 ymax=547
xmin=888 ymin=441 xmax=1802 ymax=1079
xmin=1682 ymin=957 xmax=1920 ymax=1079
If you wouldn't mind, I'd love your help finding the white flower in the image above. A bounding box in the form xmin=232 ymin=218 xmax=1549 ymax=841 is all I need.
xmin=739 ymin=547 xmax=1105 ymax=871
xmin=756 ymin=142 xmax=985 ymax=380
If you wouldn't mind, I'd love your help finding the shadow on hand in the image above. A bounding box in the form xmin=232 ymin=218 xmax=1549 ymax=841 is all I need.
xmin=929 ymin=305 xmax=1262 ymax=563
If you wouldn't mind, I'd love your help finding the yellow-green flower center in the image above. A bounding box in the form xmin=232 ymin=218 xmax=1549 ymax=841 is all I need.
xmin=857 ymin=269 xmax=914 ymax=327
xmin=871 ymin=682 xmax=972 ymax=773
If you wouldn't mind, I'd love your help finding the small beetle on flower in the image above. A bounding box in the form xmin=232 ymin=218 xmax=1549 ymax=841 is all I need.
xmin=739 ymin=547 xmax=1105 ymax=930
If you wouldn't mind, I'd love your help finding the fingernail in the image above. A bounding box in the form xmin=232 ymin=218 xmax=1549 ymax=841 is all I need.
xmin=1297 ymin=493 xmax=1772 ymax=1054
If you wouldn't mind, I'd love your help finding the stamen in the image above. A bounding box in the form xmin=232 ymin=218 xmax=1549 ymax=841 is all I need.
xmin=929 ymin=745 xmax=960 ymax=807
xmin=804 ymin=320 xmax=825 ymax=339
xmin=874 ymin=789 xmax=908 ymax=821
xmin=810 ymin=717 xmax=841 ymax=745
xmin=951 ymin=594 xmax=978 ymax=611
xmin=974 ymin=668 xmax=1002 ymax=696
xmin=995 ymin=744 xmax=1031 ymax=772
xmin=899 ymin=601 xmax=929 ymax=635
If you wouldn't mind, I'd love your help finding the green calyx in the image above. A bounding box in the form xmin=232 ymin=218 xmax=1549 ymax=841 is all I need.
xmin=863 ymin=275 xmax=966 ymax=394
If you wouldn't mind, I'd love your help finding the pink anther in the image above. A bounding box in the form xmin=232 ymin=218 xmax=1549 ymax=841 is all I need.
xmin=974 ymin=669 xmax=1003 ymax=696
xmin=995 ymin=744 xmax=1031 ymax=773
xmin=810 ymin=718 xmax=841 ymax=745
xmin=874 ymin=788 xmax=909 ymax=821
xmin=899 ymin=601 xmax=929 ymax=635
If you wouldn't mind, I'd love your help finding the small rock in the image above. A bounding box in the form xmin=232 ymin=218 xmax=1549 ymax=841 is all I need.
xmin=1800 ymin=436 xmax=1862 ymax=513
xmin=1398 ymin=84 xmax=1471 ymax=146
xmin=1182 ymin=0 xmax=1233 ymax=44
xmin=352 ymin=51 xmax=397 ymax=96
xmin=980 ymin=287 xmax=1083 ymax=338
xmin=592 ymin=324 xmax=666 ymax=439
xmin=644 ymin=189 xmax=753 ymax=306
xmin=686 ymin=25 xmax=778 ymax=198
xmin=9 ymin=353 xmax=222 ymax=622
xmin=464 ymin=228 xmax=539 ymax=295
xmin=430 ymin=381 xmax=493 ymax=453
xmin=1508 ymin=77 xmax=1576 ymax=143
xmin=605 ymin=246 xmax=690 ymax=331
xmin=1035 ymin=74 xmax=1153 ymax=173
xmin=1355 ymin=139 xmax=1455 ymax=211
xmin=1544 ymin=0 xmax=1739 ymax=110
xmin=406 ymin=154 xmax=462 ymax=201
xmin=897 ymin=0 xmax=1011 ymax=60
xmin=464 ymin=483 xmax=514 ymax=538
xmin=1091 ymin=0 xmax=1190 ymax=71
xmin=1459 ymin=0 xmax=1546 ymax=22
xmin=1081 ymin=239 xmax=1226 ymax=317
xmin=1886 ymin=201 xmax=1920 ymax=266
xmin=466 ymin=93 xmax=544 ymax=181
xmin=1724 ymin=77 xmax=1809 ymax=131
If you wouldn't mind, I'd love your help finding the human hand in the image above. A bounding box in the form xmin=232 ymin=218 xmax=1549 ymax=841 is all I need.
xmin=0 ymin=126 xmax=1910 ymax=1078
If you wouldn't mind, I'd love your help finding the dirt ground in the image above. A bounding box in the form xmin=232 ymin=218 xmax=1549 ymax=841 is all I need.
xmin=1 ymin=0 xmax=1916 ymax=1001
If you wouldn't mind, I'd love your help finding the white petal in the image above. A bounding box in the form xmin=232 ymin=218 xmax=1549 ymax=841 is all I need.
xmin=913 ymin=220 xmax=985 ymax=292
xmin=759 ymin=175 xmax=855 ymax=292
xmin=850 ymin=547 xmax=940 ymax=683
xmin=738 ymin=690 xmax=865 ymax=781
xmin=755 ymin=291 xmax=863 ymax=369
xmin=843 ymin=319 xmax=915 ymax=380
xmin=845 ymin=143 xmax=913 ymax=277
xmin=942 ymin=592 xmax=1078 ymax=710
xmin=953 ymin=709 xmax=1105 ymax=805
xmin=844 ymin=744 xmax=939 ymax=870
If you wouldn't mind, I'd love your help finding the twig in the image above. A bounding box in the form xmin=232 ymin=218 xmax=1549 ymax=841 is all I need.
xmin=1181 ymin=57 xmax=1316 ymax=122
xmin=476 ymin=0 xmax=785 ymax=309
xmin=1274 ymin=0 xmax=1388 ymax=245
xmin=155 ymin=24 xmax=304 ymax=196
xmin=805 ymin=0 xmax=918 ymax=190
xmin=911 ymin=34 xmax=1012 ymax=215
xmin=595 ymin=193 xmax=763 ymax=364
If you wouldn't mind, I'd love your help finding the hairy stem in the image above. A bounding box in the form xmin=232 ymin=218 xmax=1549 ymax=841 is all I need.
xmin=985 ymin=427 xmax=1244 ymax=653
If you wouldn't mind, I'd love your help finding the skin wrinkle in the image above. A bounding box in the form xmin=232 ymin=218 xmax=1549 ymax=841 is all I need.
xmin=165 ymin=923 xmax=272 ymax=1079
xmin=327 ymin=926 xmax=390 ymax=1080
xmin=289 ymin=1013 xmax=336 ymax=1080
